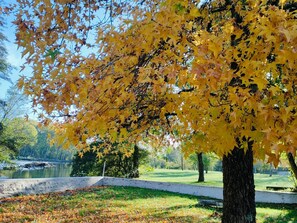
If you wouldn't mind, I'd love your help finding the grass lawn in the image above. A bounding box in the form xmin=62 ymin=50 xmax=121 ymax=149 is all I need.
xmin=0 ymin=186 xmax=296 ymax=223
xmin=139 ymin=169 xmax=295 ymax=191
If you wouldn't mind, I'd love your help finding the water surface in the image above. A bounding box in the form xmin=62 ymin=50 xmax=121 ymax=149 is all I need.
xmin=0 ymin=161 xmax=72 ymax=179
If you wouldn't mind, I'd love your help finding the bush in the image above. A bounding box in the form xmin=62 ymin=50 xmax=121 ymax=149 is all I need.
xmin=71 ymin=145 xmax=148 ymax=178
xmin=165 ymin=161 xmax=180 ymax=169
xmin=138 ymin=165 xmax=154 ymax=175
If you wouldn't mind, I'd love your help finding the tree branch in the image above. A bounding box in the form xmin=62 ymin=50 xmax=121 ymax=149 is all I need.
xmin=178 ymin=87 xmax=195 ymax=94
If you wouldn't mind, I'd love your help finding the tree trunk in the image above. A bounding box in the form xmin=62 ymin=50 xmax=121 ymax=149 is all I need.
xmin=197 ymin=152 xmax=204 ymax=182
xmin=287 ymin=152 xmax=297 ymax=181
xmin=222 ymin=142 xmax=256 ymax=223
xmin=181 ymin=154 xmax=184 ymax=171
xmin=130 ymin=145 xmax=139 ymax=178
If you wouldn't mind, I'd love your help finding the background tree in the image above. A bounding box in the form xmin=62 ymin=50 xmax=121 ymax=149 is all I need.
xmin=197 ymin=152 xmax=204 ymax=182
xmin=14 ymin=0 xmax=297 ymax=222
xmin=0 ymin=86 xmax=29 ymax=120
xmin=188 ymin=152 xmax=219 ymax=182
xmin=19 ymin=126 xmax=75 ymax=161
xmin=0 ymin=118 xmax=37 ymax=161
xmin=0 ymin=87 xmax=37 ymax=161
xmin=0 ymin=0 xmax=12 ymax=85
xmin=0 ymin=0 xmax=14 ymax=161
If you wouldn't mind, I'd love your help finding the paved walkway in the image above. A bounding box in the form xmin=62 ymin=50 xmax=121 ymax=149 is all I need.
xmin=0 ymin=177 xmax=296 ymax=204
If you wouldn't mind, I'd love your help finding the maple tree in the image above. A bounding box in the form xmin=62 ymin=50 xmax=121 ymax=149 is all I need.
xmin=14 ymin=0 xmax=297 ymax=222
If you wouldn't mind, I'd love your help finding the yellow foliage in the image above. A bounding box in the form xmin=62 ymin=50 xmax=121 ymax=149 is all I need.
xmin=14 ymin=0 xmax=297 ymax=164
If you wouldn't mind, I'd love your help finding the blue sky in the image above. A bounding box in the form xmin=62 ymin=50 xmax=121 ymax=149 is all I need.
xmin=0 ymin=0 xmax=27 ymax=99
xmin=0 ymin=1 xmax=34 ymax=120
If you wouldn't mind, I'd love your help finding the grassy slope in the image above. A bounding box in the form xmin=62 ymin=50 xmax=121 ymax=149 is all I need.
xmin=0 ymin=186 xmax=296 ymax=223
xmin=139 ymin=169 xmax=295 ymax=190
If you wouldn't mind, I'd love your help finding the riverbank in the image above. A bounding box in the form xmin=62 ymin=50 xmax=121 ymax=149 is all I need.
xmin=0 ymin=159 xmax=72 ymax=170
xmin=0 ymin=160 xmax=73 ymax=179
xmin=17 ymin=157 xmax=72 ymax=163
xmin=0 ymin=160 xmax=52 ymax=171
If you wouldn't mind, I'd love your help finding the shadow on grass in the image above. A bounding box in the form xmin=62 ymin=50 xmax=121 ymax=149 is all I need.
xmin=257 ymin=203 xmax=297 ymax=223
xmin=125 ymin=202 xmax=222 ymax=223
xmin=125 ymin=212 xmax=220 ymax=223
xmin=255 ymin=177 xmax=288 ymax=184
xmin=4 ymin=186 xmax=296 ymax=223
xmin=262 ymin=210 xmax=297 ymax=223
xmin=93 ymin=186 xmax=200 ymax=201
xmin=77 ymin=186 xmax=222 ymax=223
xmin=146 ymin=171 xmax=198 ymax=178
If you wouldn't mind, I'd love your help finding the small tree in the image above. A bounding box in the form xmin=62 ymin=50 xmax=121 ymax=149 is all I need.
xmin=188 ymin=152 xmax=218 ymax=182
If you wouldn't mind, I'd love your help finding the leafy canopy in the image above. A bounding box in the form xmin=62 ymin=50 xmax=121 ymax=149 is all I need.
xmin=14 ymin=0 xmax=297 ymax=165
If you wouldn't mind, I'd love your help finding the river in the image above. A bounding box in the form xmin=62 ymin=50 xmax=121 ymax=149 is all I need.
xmin=0 ymin=160 xmax=72 ymax=179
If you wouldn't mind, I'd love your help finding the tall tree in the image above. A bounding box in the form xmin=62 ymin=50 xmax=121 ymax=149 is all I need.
xmin=0 ymin=1 xmax=12 ymax=85
xmin=0 ymin=86 xmax=29 ymax=120
xmin=0 ymin=0 xmax=12 ymax=146
xmin=15 ymin=0 xmax=297 ymax=222
xmin=0 ymin=2 xmax=31 ymax=160
xmin=0 ymin=87 xmax=37 ymax=161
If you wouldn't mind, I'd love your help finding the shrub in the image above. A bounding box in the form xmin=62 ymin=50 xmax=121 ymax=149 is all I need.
xmin=71 ymin=145 xmax=148 ymax=178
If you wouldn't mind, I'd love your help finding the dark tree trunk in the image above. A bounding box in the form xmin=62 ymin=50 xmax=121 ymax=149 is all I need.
xmin=181 ymin=154 xmax=184 ymax=171
xmin=222 ymin=142 xmax=256 ymax=223
xmin=130 ymin=145 xmax=139 ymax=178
xmin=197 ymin=152 xmax=204 ymax=182
xmin=269 ymin=163 xmax=273 ymax=177
xmin=287 ymin=152 xmax=297 ymax=181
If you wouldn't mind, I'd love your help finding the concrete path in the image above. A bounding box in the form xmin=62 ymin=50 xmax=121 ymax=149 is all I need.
xmin=0 ymin=177 xmax=296 ymax=204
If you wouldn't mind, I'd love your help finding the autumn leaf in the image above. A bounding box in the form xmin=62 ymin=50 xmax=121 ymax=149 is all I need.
xmin=44 ymin=49 xmax=62 ymax=61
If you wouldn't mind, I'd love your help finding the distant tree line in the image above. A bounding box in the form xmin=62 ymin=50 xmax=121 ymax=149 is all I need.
xmin=19 ymin=128 xmax=75 ymax=161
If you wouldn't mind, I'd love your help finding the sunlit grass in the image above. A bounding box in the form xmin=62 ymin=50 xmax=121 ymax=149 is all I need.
xmin=139 ymin=169 xmax=294 ymax=190
xmin=0 ymin=186 xmax=295 ymax=223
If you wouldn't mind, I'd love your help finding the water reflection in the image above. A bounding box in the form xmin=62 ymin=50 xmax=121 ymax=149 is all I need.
xmin=0 ymin=163 xmax=72 ymax=179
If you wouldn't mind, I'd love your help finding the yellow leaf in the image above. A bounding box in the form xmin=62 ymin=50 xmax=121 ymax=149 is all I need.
xmin=120 ymin=128 xmax=128 ymax=139
xmin=279 ymin=0 xmax=286 ymax=7
xmin=253 ymin=76 xmax=267 ymax=91
xmin=208 ymin=42 xmax=221 ymax=59
xmin=189 ymin=8 xmax=200 ymax=18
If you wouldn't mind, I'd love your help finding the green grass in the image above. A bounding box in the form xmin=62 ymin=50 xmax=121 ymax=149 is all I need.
xmin=0 ymin=186 xmax=295 ymax=223
xmin=139 ymin=169 xmax=295 ymax=190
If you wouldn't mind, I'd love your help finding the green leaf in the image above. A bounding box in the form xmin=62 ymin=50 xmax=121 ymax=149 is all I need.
xmin=44 ymin=49 xmax=62 ymax=61
xmin=174 ymin=3 xmax=186 ymax=13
